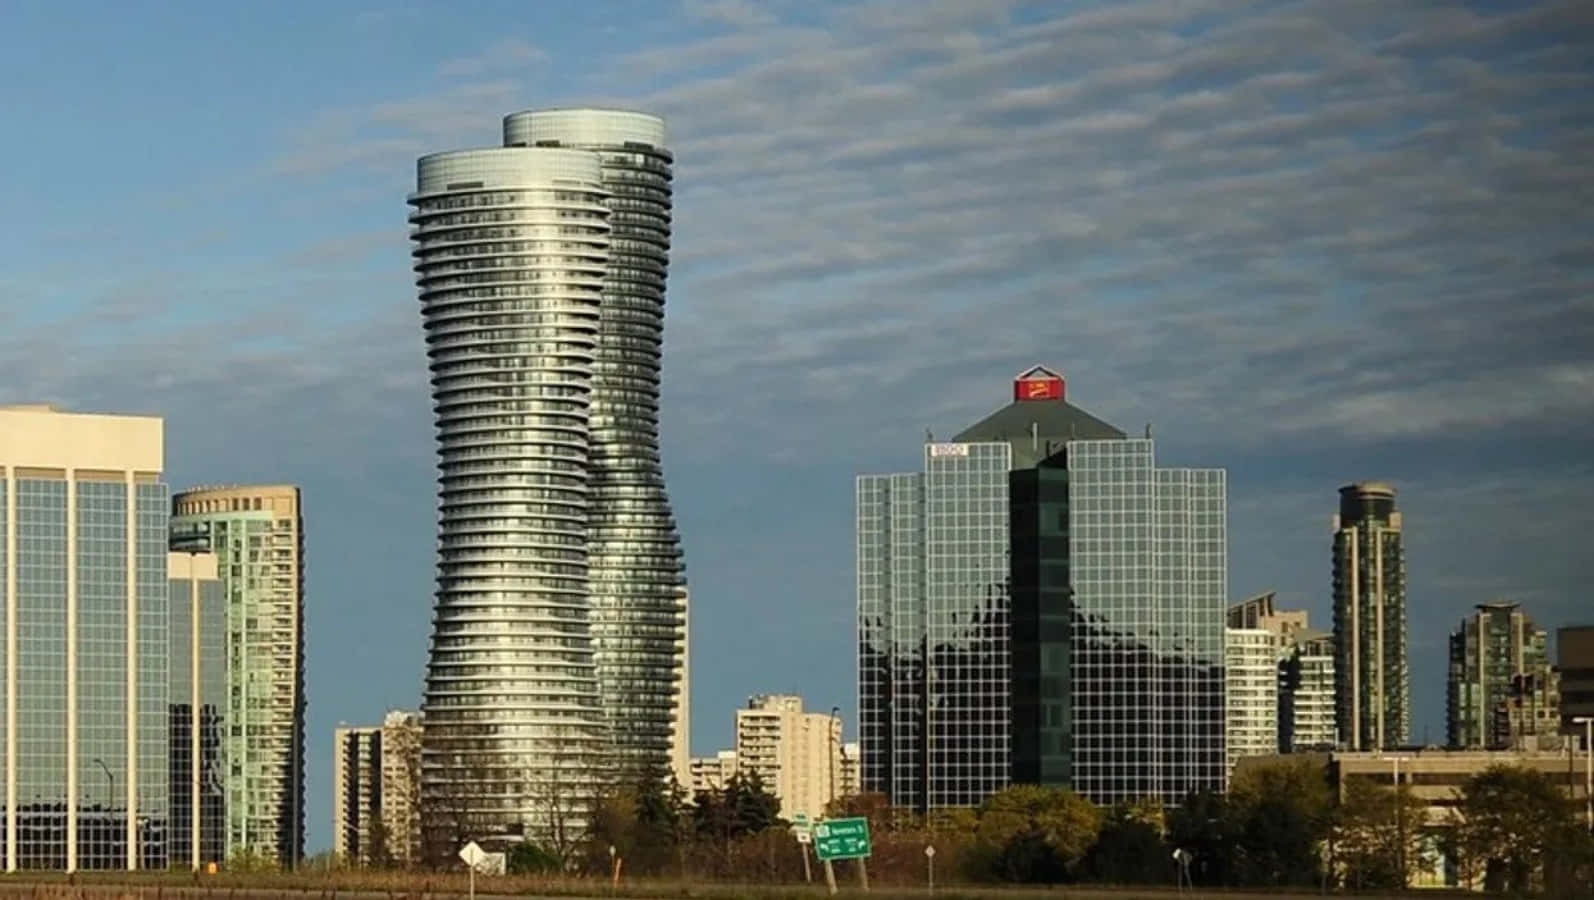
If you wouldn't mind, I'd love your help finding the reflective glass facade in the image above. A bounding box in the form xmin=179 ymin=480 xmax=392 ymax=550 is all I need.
xmin=859 ymin=388 xmax=1228 ymax=812
xmin=858 ymin=442 xmax=1012 ymax=812
xmin=168 ymin=554 xmax=226 ymax=869
xmin=1067 ymin=441 xmax=1226 ymax=805
xmin=1 ymin=474 xmax=171 ymax=871
xmin=170 ymin=487 xmax=304 ymax=865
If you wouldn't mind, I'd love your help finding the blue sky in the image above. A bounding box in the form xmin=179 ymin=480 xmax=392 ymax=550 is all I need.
xmin=3 ymin=0 xmax=1592 ymax=853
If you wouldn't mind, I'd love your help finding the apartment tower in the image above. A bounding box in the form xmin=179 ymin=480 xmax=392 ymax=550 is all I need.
xmin=733 ymin=695 xmax=842 ymax=821
xmin=0 ymin=405 xmax=171 ymax=871
xmin=1225 ymin=628 xmax=1278 ymax=775
xmin=1446 ymin=602 xmax=1553 ymax=748
xmin=331 ymin=711 xmax=422 ymax=867
xmin=1332 ymin=482 xmax=1409 ymax=751
xmin=170 ymin=485 xmax=305 ymax=865
xmin=503 ymin=109 xmax=689 ymax=774
xmin=414 ymin=108 xmax=688 ymax=848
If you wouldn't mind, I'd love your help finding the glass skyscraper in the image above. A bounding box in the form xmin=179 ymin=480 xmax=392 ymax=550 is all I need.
xmin=857 ymin=368 xmax=1228 ymax=811
xmin=0 ymin=405 xmax=172 ymax=871
xmin=170 ymin=485 xmax=305 ymax=866
xmin=412 ymin=109 xmax=688 ymax=852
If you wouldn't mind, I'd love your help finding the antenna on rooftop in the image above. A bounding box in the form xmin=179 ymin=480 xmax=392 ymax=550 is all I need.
xmin=925 ymin=428 xmax=933 ymax=442
xmin=1145 ymin=423 xmax=1153 ymax=439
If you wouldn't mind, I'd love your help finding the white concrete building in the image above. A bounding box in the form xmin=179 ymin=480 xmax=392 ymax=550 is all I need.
xmin=735 ymin=695 xmax=842 ymax=820
xmin=1225 ymin=628 xmax=1279 ymax=777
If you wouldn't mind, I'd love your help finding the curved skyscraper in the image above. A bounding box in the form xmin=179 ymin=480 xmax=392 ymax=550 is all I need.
xmin=503 ymin=109 xmax=687 ymax=774
xmin=410 ymin=147 xmax=613 ymax=849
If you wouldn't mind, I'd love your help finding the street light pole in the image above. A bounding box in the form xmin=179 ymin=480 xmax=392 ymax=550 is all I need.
xmin=91 ymin=758 xmax=114 ymax=811
xmin=829 ymin=706 xmax=840 ymax=810
xmin=1574 ymin=717 xmax=1593 ymax=831
xmin=1381 ymin=755 xmax=1412 ymax=886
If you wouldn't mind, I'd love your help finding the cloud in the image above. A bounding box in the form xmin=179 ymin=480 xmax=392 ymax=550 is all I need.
xmin=437 ymin=38 xmax=548 ymax=78
xmin=9 ymin=0 xmax=1594 ymax=835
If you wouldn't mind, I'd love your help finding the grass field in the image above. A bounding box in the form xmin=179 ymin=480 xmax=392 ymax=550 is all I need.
xmin=0 ymin=871 xmax=1457 ymax=900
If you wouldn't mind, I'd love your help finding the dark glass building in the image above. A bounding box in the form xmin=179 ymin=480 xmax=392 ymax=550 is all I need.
xmin=1331 ymin=482 xmax=1409 ymax=751
xmin=857 ymin=369 xmax=1228 ymax=811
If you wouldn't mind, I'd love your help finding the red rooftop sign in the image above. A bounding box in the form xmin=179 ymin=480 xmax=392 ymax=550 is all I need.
xmin=1013 ymin=365 xmax=1065 ymax=401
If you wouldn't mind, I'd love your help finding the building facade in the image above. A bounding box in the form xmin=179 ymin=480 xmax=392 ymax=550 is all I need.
xmin=332 ymin=711 xmax=422 ymax=868
xmin=503 ymin=109 xmax=689 ymax=776
xmin=858 ymin=368 xmax=1227 ymax=811
xmin=170 ymin=485 xmax=305 ymax=865
xmin=332 ymin=725 xmax=379 ymax=866
xmin=838 ymin=742 xmax=861 ymax=800
xmin=1332 ymin=482 xmax=1409 ymax=751
xmin=688 ymin=751 xmax=737 ymax=794
xmin=412 ymin=144 xmax=614 ymax=851
xmin=378 ymin=711 xmax=422 ymax=867
xmin=734 ymin=695 xmax=841 ymax=821
xmin=1446 ymin=602 xmax=1553 ymax=749
xmin=1558 ymin=625 xmax=1594 ymax=732
xmin=1280 ymin=631 xmax=1337 ymax=751
xmin=167 ymin=549 xmax=226 ymax=871
xmin=670 ymin=588 xmax=690 ymax=788
xmin=1225 ymin=628 xmax=1278 ymax=776
xmin=0 ymin=405 xmax=171 ymax=871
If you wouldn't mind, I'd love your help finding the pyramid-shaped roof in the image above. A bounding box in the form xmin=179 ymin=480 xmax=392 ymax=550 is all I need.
xmin=953 ymin=395 xmax=1126 ymax=469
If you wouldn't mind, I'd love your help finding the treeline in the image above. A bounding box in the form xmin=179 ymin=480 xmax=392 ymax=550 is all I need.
xmin=514 ymin=758 xmax=1591 ymax=894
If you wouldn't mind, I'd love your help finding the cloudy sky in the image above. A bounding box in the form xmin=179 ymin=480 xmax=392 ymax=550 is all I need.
xmin=3 ymin=0 xmax=1592 ymax=850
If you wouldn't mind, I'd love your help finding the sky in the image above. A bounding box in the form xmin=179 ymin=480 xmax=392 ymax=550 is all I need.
xmin=2 ymin=0 xmax=1592 ymax=853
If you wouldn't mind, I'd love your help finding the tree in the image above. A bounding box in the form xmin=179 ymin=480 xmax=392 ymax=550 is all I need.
xmin=974 ymin=785 xmax=1102 ymax=882
xmin=507 ymin=841 xmax=562 ymax=875
xmin=1226 ymin=756 xmax=1334 ymax=887
xmin=1086 ymin=802 xmax=1168 ymax=884
xmin=1166 ymin=789 xmax=1238 ymax=886
xmin=1332 ymin=776 xmax=1428 ymax=890
xmin=1450 ymin=765 xmax=1589 ymax=892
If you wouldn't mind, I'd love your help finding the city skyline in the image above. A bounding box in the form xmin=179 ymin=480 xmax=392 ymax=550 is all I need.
xmin=2 ymin=0 xmax=1591 ymax=853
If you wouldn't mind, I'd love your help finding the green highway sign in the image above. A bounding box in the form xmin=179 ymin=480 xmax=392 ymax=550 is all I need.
xmin=813 ymin=817 xmax=872 ymax=861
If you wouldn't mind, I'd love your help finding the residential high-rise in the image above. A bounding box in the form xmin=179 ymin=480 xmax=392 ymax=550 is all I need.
xmin=670 ymin=588 xmax=690 ymax=789
xmin=1225 ymin=628 xmax=1278 ymax=775
xmin=1225 ymin=593 xmax=1336 ymax=753
xmin=379 ymin=711 xmax=423 ymax=866
xmin=170 ymin=485 xmax=306 ymax=865
xmin=1332 ymin=482 xmax=1409 ymax=751
xmin=838 ymin=742 xmax=861 ymax=800
xmin=733 ymin=695 xmax=842 ymax=821
xmin=1446 ymin=602 xmax=1552 ymax=748
xmin=167 ymin=548 xmax=226 ymax=871
xmin=858 ymin=368 xmax=1227 ymax=810
xmin=331 ymin=711 xmax=423 ymax=868
xmin=1280 ymin=630 xmax=1337 ymax=751
xmin=503 ymin=109 xmax=688 ymax=775
xmin=1558 ymin=625 xmax=1594 ymax=732
xmin=0 ymin=405 xmax=172 ymax=871
xmin=412 ymin=144 xmax=615 ymax=851
xmin=414 ymin=108 xmax=689 ymax=848
xmin=688 ymin=750 xmax=738 ymax=794
xmin=332 ymin=725 xmax=379 ymax=866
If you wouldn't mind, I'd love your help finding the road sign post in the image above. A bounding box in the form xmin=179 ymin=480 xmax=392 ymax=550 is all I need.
xmin=814 ymin=818 xmax=873 ymax=895
xmin=926 ymin=845 xmax=936 ymax=893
